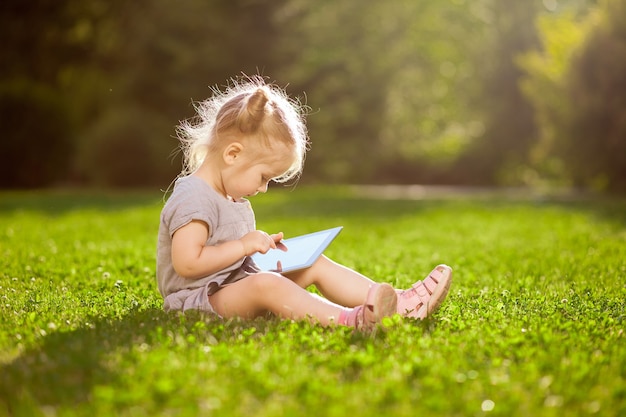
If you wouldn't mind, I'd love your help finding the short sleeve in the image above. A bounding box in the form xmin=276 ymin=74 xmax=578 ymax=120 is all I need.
xmin=161 ymin=178 xmax=218 ymax=239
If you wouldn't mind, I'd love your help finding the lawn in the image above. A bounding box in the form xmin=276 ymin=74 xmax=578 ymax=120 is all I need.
xmin=0 ymin=186 xmax=624 ymax=417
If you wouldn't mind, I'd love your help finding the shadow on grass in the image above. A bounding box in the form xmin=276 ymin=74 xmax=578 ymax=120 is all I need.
xmin=0 ymin=307 xmax=172 ymax=415
xmin=0 ymin=304 xmax=415 ymax=416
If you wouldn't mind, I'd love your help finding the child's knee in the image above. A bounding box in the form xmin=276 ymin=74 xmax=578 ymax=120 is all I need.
xmin=247 ymin=272 xmax=285 ymax=293
xmin=310 ymin=254 xmax=333 ymax=273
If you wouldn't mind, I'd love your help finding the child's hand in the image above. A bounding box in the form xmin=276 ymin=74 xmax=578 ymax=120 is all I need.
xmin=273 ymin=233 xmax=288 ymax=252
xmin=240 ymin=230 xmax=287 ymax=256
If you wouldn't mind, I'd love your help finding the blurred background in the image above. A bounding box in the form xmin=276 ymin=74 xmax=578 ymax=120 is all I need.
xmin=1 ymin=0 xmax=624 ymax=193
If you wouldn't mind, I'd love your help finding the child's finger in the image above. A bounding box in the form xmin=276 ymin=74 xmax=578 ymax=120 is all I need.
xmin=268 ymin=235 xmax=277 ymax=249
xmin=272 ymin=260 xmax=283 ymax=272
xmin=270 ymin=232 xmax=284 ymax=242
xmin=270 ymin=232 xmax=286 ymax=251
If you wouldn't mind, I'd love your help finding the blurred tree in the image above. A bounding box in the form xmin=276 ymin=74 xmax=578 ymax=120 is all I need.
xmin=3 ymin=0 xmax=618 ymax=190
xmin=274 ymin=0 xmax=395 ymax=182
xmin=102 ymin=0 xmax=288 ymax=119
xmin=373 ymin=0 xmax=484 ymax=184
xmin=275 ymin=0 xmax=483 ymax=183
xmin=518 ymin=7 xmax=591 ymax=188
xmin=0 ymin=0 xmax=113 ymax=187
xmin=1 ymin=0 xmax=290 ymax=187
xmin=73 ymin=0 xmax=292 ymax=186
xmin=0 ymin=0 xmax=108 ymax=84
xmin=76 ymin=105 xmax=175 ymax=187
xmin=520 ymin=0 xmax=625 ymax=193
xmin=0 ymin=81 xmax=73 ymax=188
xmin=453 ymin=0 xmax=543 ymax=186
xmin=564 ymin=0 xmax=626 ymax=192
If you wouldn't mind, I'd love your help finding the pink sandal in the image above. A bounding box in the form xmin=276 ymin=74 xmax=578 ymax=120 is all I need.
xmin=397 ymin=264 xmax=452 ymax=319
xmin=341 ymin=283 xmax=397 ymax=330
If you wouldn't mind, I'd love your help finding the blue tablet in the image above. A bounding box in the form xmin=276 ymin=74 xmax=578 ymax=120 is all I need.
xmin=251 ymin=226 xmax=343 ymax=273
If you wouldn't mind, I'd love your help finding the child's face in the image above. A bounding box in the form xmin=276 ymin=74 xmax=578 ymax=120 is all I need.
xmin=222 ymin=142 xmax=294 ymax=200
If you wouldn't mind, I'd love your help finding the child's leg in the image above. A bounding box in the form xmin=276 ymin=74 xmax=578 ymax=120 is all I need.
xmin=209 ymin=272 xmax=342 ymax=325
xmin=285 ymin=255 xmax=375 ymax=308
xmin=286 ymin=256 xmax=453 ymax=320
xmin=208 ymin=271 xmax=396 ymax=329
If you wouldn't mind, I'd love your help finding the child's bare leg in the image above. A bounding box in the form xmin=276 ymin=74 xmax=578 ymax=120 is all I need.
xmin=209 ymin=272 xmax=345 ymax=325
xmin=286 ymin=255 xmax=376 ymax=308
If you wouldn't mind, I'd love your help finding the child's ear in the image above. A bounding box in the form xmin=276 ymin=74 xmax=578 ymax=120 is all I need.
xmin=223 ymin=142 xmax=244 ymax=165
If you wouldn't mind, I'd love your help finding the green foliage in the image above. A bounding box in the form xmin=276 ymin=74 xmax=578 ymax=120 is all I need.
xmin=516 ymin=0 xmax=626 ymax=192
xmin=276 ymin=0 xmax=486 ymax=182
xmin=0 ymin=80 xmax=74 ymax=188
xmin=76 ymin=106 xmax=178 ymax=187
xmin=2 ymin=0 xmax=625 ymax=193
xmin=454 ymin=0 xmax=544 ymax=186
xmin=1 ymin=188 xmax=625 ymax=416
xmin=564 ymin=0 xmax=626 ymax=192
xmin=518 ymin=9 xmax=591 ymax=187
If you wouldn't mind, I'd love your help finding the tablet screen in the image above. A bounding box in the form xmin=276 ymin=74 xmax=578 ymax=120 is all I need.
xmin=251 ymin=226 xmax=343 ymax=273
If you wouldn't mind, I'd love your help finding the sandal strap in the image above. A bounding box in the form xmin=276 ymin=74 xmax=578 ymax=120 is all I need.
xmin=415 ymin=269 xmax=442 ymax=293
xmin=398 ymin=265 xmax=452 ymax=319
xmin=402 ymin=270 xmax=441 ymax=309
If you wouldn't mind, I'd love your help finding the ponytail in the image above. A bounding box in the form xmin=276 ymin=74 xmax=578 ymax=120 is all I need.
xmin=238 ymin=88 xmax=269 ymax=134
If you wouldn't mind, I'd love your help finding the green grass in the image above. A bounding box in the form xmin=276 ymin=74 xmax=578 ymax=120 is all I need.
xmin=1 ymin=186 xmax=625 ymax=417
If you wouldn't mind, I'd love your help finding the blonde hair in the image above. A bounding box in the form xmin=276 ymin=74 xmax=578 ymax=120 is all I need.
xmin=177 ymin=76 xmax=309 ymax=183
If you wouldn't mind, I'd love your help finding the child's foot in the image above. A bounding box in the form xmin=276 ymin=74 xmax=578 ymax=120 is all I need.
xmin=397 ymin=264 xmax=452 ymax=319
xmin=341 ymin=283 xmax=397 ymax=331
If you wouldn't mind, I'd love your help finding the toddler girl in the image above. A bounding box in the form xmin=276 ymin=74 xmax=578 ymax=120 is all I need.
xmin=156 ymin=77 xmax=452 ymax=331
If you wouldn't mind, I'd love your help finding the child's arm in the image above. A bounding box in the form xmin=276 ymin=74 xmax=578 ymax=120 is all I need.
xmin=171 ymin=220 xmax=283 ymax=279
